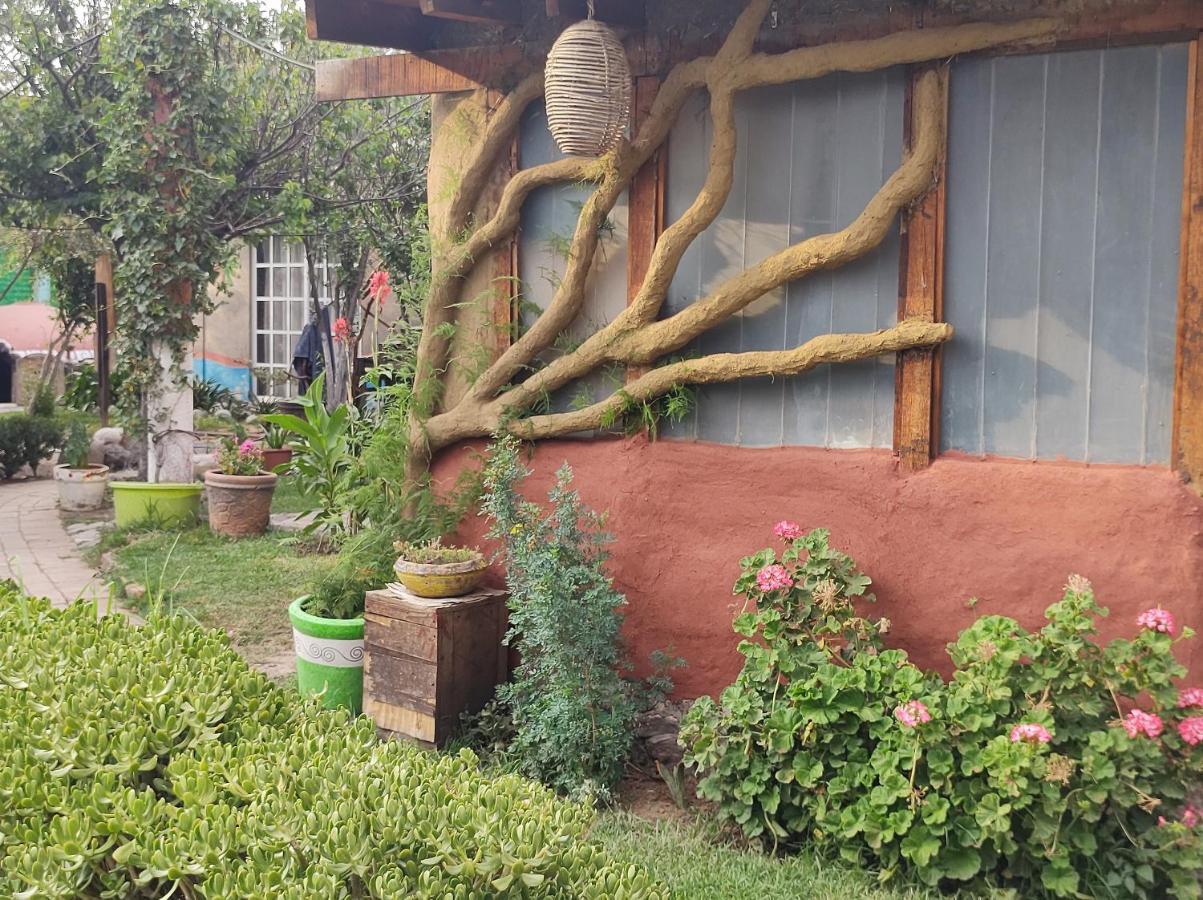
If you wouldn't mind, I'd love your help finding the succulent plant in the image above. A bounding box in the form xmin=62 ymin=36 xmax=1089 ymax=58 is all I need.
xmin=0 ymin=580 xmax=665 ymax=898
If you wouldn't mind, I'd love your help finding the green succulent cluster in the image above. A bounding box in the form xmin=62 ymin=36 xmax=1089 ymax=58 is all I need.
xmin=681 ymin=529 xmax=1203 ymax=898
xmin=0 ymin=581 xmax=666 ymax=898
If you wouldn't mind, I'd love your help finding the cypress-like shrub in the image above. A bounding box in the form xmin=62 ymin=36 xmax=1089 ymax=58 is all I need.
xmin=0 ymin=581 xmax=666 ymax=898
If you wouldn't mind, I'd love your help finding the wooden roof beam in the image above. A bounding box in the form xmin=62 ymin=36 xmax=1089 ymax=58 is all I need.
xmin=419 ymin=0 xmax=521 ymax=24
xmin=305 ymin=0 xmax=433 ymax=51
xmin=315 ymin=46 xmax=531 ymax=100
xmin=546 ymin=0 xmax=643 ymax=29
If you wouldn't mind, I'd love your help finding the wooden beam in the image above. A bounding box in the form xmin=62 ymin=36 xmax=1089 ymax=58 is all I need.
xmin=419 ymin=0 xmax=520 ymax=25
xmin=1174 ymin=37 xmax=1203 ymax=485
xmin=626 ymin=74 xmax=665 ymax=384
xmin=305 ymin=0 xmax=432 ymax=51
xmin=315 ymin=47 xmax=528 ymax=100
xmin=894 ymin=64 xmax=949 ymax=472
xmin=547 ymin=0 xmax=644 ymax=29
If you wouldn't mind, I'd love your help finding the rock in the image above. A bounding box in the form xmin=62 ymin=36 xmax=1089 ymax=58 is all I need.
xmin=99 ymin=551 xmax=116 ymax=572
xmin=634 ymin=700 xmax=687 ymax=767
xmin=124 ymin=582 xmax=147 ymax=603
xmin=270 ymin=511 xmax=318 ymax=533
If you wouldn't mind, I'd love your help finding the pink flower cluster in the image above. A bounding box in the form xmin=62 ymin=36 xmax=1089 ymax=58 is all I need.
xmin=756 ymin=564 xmax=793 ymax=593
xmin=1136 ymin=606 xmax=1176 ymax=635
xmin=332 ymin=316 xmax=352 ymax=343
xmin=894 ymin=700 xmax=932 ymax=728
xmin=1178 ymin=716 xmax=1203 ymax=747
xmin=1178 ymin=688 xmax=1203 ymax=709
xmin=1122 ymin=709 xmax=1164 ymax=739
xmin=773 ymin=520 xmax=803 ymax=541
xmin=1009 ymin=723 xmax=1052 ymax=744
xmin=1159 ymin=805 xmax=1201 ymax=828
xmin=368 ymin=270 xmax=391 ymax=303
xmin=238 ymin=439 xmax=256 ymax=456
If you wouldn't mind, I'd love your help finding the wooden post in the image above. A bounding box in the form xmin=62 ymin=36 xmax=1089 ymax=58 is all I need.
xmin=94 ymin=254 xmax=116 ymax=426
xmin=626 ymin=75 xmax=666 ymax=383
xmin=893 ymin=64 xmax=949 ymax=471
xmin=1174 ymin=37 xmax=1203 ymax=486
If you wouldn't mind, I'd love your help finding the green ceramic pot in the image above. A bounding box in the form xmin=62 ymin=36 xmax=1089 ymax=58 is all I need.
xmin=111 ymin=482 xmax=203 ymax=528
xmin=289 ymin=597 xmax=364 ymax=713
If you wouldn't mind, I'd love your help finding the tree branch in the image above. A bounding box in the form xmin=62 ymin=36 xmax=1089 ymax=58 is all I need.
xmin=507 ymin=319 xmax=952 ymax=441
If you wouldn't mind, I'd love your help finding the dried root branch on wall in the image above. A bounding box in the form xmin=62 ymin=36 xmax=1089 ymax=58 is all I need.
xmin=404 ymin=0 xmax=1061 ymax=478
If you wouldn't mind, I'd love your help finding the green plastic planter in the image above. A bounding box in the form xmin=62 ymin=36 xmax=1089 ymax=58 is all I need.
xmin=289 ymin=597 xmax=364 ymax=714
xmin=111 ymin=482 xmax=203 ymax=528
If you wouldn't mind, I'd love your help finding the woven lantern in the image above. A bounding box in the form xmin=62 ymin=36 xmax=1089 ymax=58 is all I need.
xmin=544 ymin=15 xmax=632 ymax=157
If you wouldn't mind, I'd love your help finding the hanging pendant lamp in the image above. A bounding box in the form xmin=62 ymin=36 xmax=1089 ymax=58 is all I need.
xmin=544 ymin=0 xmax=631 ymax=157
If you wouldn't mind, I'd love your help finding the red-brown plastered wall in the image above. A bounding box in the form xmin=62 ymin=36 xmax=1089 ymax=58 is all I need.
xmin=433 ymin=436 xmax=1203 ymax=698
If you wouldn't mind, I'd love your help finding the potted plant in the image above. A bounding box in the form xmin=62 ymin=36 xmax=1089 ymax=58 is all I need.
xmin=203 ymin=438 xmax=277 ymax=537
xmin=393 ymin=540 xmax=487 ymax=598
xmin=259 ymin=424 xmax=293 ymax=472
xmin=289 ymin=595 xmax=364 ymax=714
xmin=53 ymin=419 xmax=109 ymax=511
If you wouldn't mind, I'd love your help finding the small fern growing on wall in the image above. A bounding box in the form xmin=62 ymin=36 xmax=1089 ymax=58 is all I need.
xmin=482 ymin=436 xmax=639 ymax=799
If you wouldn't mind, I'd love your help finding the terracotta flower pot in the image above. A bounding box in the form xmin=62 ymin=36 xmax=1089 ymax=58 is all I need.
xmin=260 ymin=447 xmax=293 ymax=472
xmin=393 ymin=552 xmax=487 ymax=599
xmin=204 ymin=471 xmax=278 ymax=537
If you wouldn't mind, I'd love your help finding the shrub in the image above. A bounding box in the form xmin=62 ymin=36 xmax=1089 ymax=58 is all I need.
xmin=0 ymin=412 xmax=63 ymax=478
xmin=481 ymin=436 xmax=641 ymax=799
xmin=680 ymin=526 xmax=1203 ymax=898
xmin=60 ymin=417 xmax=91 ymax=469
xmin=0 ymin=580 xmax=667 ymax=899
xmin=394 ymin=539 xmax=481 ymax=564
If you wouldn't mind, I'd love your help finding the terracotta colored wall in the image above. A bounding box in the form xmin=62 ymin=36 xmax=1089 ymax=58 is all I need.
xmin=435 ymin=436 xmax=1203 ymax=698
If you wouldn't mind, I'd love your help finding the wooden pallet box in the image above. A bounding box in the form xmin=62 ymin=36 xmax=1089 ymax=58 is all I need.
xmin=363 ymin=585 xmax=507 ymax=747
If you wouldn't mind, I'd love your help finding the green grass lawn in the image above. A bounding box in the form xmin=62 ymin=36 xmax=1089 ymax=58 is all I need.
xmin=271 ymin=476 xmax=317 ymax=515
xmin=592 ymin=812 xmax=933 ymax=899
xmin=592 ymin=812 xmax=935 ymax=900
xmin=106 ymin=525 xmax=335 ymax=675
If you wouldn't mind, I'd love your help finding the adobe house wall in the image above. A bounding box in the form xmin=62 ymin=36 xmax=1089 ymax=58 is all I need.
xmin=436 ymin=437 xmax=1203 ymax=697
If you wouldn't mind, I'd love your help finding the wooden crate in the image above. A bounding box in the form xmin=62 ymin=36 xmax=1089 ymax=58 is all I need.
xmin=363 ymin=585 xmax=507 ymax=747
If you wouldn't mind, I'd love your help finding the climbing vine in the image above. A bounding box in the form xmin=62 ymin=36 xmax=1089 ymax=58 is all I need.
xmin=99 ymin=0 xmax=241 ymax=421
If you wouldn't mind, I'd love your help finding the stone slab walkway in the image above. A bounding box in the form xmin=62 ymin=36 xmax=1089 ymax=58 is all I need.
xmin=0 ymin=478 xmax=112 ymax=609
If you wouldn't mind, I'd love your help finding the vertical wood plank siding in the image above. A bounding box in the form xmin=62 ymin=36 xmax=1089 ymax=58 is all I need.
xmin=1174 ymin=37 xmax=1203 ymax=485
xmin=661 ymin=70 xmax=906 ymax=447
xmin=941 ymin=45 xmax=1189 ymax=464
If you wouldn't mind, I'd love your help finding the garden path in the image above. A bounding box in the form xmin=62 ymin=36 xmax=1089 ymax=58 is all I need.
xmin=0 ymin=478 xmax=119 ymax=612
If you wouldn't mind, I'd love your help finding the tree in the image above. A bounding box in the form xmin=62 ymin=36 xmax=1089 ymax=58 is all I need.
xmin=0 ymin=0 xmax=429 ymax=477
xmin=390 ymin=1 xmax=1061 ymax=494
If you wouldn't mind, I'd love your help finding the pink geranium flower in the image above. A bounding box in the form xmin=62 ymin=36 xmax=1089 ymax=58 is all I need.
xmin=1136 ymin=606 xmax=1176 ymax=635
xmin=238 ymin=439 xmax=256 ymax=455
xmin=1010 ymin=723 xmax=1052 ymax=744
xmin=755 ymin=564 xmax=793 ymax=593
xmin=773 ymin=521 xmax=803 ymax=541
xmin=1178 ymin=716 xmax=1203 ymax=747
xmin=1122 ymin=709 xmax=1163 ymax=739
xmin=894 ymin=700 xmax=932 ymax=728
xmin=1178 ymin=688 xmax=1203 ymax=709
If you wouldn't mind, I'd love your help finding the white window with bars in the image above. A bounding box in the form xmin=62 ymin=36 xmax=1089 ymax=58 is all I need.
xmin=253 ymin=238 xmax=332 ymax=398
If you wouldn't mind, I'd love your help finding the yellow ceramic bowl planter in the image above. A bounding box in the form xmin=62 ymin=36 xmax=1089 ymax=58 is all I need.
xmin=393 ymin=552 xmax=487 ymax=599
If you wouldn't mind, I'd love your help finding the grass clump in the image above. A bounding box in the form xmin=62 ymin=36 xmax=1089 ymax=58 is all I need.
xmin=393 ymin=539 xmax=481 ymax=565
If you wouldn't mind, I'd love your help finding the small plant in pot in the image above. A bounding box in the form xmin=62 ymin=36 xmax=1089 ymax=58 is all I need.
xmin=203 ymin=438 xmax=277 ymax=537
xmin=259 ymin=424 xmax=293 ymax=472
xmin=393 ymin=539 xmax=487 ymax=598
xmin=54 ymin=419 xmax=109 ymax=511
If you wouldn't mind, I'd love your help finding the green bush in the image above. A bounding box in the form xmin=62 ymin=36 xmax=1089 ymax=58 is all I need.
xmin=0 ymin=412 xmax=63 ymax=478
xmin=680 ymin=527 xmax=1203 ymax=899
xmin=481 ymin=437 xmax=642 ymax=800
xmin=0 ymin=581 xmax=667 ymax=898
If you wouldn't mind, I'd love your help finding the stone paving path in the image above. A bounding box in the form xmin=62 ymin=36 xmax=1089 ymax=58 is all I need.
xmin=0 ymin=478 xmax=112 ymax=609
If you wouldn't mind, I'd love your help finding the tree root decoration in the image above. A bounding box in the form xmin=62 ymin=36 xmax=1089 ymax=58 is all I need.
xmin=405 ymin=1 xmax=1065 ymax=486
xmin=507 ymin=320 xmax=954 ymax=441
